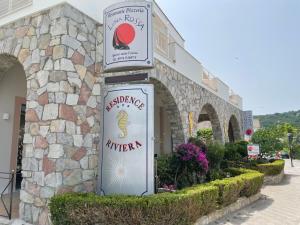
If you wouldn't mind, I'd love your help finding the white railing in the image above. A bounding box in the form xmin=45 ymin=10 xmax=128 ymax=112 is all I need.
xmin=0 ymin=0 xmax=32 ymax=18
xmin=154 ymin=38 xmax=243 ymax=109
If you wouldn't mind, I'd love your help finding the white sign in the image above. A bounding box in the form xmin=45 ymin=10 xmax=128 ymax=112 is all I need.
xmin=99 ymin=84 xmax=154 ymax=196
xmin=103 ymin=1 xmax=153 ymax=72
xmin=243 ymin=111 xmax=254 ymax=132
xmin=247 ymin=144 xmax=260 ymax=158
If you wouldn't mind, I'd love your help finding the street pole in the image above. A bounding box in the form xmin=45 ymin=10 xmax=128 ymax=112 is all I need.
xmin=288 ymin=133 xmax=294 ymax=167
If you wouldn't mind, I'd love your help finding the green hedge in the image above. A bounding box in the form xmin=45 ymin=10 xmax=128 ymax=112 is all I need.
xmin=50 ymin=185 xmax=218 ymax=225
xmin=50 ymin=169 xmax=263 ymax=225
xmin=226 ymin=168 xmax=264 ymax=197
xmin=211 ymin=168 xmax=264 ymax=206
xmin=256 ymin=160 xmax=285 ymax=176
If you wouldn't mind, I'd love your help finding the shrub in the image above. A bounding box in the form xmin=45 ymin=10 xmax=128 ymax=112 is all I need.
xmin=224 ymin=143 xmax=242 ymax=161
xmin=211 ymin=177 xmax=244 ymax=206
xmin=174 ymin=143 xmax=209 ymax=188
xmin=206 ymin=142 xmax=225 ymax=170
xmin=196 ymin=128 xmax=213 ymax=143
xmin=188 ymin=137 xmax=208 ymax=153
xmin=157 ymin=155 xmax=177 ymax=186
xmin=294 ymin=145 xmax=300 ymax=159
xmin=50 ymin=185 xmax=219 ymax=225
xmin=256 ymin=159 xmax=285 ymax=176
xmin=226 ymin=168 xmax=264 ymax=197
xmin=50 ymin=169 xmax=263 ymax=225
xmin=234 ymin=141 xmax=249 ymax=158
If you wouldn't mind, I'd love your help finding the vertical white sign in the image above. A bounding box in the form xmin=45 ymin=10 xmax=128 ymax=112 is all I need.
xmin=243 ymin=111 xmax=254 ymax=133
xmin=99 ymin=84 xmax=154 ymax=196
xmin=103 ymin=1 xmax=153 ymax=72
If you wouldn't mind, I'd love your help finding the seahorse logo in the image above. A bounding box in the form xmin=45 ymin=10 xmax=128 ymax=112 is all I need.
xmin=117 ymin=110 xmax=128 ymax=138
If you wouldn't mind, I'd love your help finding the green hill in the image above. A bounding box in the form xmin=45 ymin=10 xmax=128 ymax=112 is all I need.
xmin=254 ymin=110 xmax=300 ymax=128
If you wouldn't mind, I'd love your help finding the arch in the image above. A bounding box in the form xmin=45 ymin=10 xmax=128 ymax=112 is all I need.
xmin=228 ymin=115 xmax=241 ymax=143
xmin=0 ymin=54 xmax=27 ymax=191
xmin=198 ymin=103 xmax=223 ymax=142
xmin=150 ymin=78 xmax=185 ymax=153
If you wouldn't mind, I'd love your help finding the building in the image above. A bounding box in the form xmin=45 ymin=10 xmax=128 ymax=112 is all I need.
xmin=0 ymin=0 xmax=245 ymax=224
xmin=253 ymin=118 xmax=261 ymax=131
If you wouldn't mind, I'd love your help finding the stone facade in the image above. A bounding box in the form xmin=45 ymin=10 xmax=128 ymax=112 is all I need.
xmin=150 ymin=60 xmax=243 ymax=144
xmin=0 ymin=2 xmax=243 ymax=225
xmin=0 ymin=4 xmax=102 ymax=224
xmin=105 ymin=60 xmax=244 ymax=145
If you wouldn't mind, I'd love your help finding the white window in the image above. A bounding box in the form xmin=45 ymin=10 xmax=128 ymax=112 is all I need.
xmin=154 ymin=15 xmax=169 ymax=57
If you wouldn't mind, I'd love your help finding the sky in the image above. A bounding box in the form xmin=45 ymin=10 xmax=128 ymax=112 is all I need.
xmin=155 ymin=0 xmax=300 ymax=115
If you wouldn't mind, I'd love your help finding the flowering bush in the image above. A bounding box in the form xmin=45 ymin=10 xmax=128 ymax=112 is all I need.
xmin=174 ymin=143 xmax=209 ymax=188
xmin=176 ymin=143 xmax=209 ymax=172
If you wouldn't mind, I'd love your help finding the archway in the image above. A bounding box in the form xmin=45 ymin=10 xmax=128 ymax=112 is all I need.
xmin=228 ymin=115 xmax=241 ymax=143
xmin=198 ymin=104 xmax=223 ymax=142
xmin=150 ymin=78 xmax=185 ymax=155
xmin=0 ymin=54 xmax=26 ymax=217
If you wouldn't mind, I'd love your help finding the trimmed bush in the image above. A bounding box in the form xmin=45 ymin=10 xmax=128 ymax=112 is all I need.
xmin=211 ymin=177 xmax=243 ymax=206
xmin=50 ymin=169 xmax=264 ymax=225
xmin=256 ymin=160 xmax=285 ymax=176
xmin=50 ymin=185 xmax=218 ymax=225
xmin=226 ymin=168 xmax=264 ymax=197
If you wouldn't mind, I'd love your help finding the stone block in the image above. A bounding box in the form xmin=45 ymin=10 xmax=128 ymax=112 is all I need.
xmin=48 ymin=144 xmax=64 ymax=159
xmin=50 ymin=120 xmax=66 ymax=133
xmin=45 ymin=173 xmax=62 ymax=188
xmin=66 ymin=94 xmax=79 ymax=105
xmin=42 ymin=104 xmax=59 ymax=120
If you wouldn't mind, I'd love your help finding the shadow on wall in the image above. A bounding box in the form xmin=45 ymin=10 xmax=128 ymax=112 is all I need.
xmin=198 ymin=103 xmax=223 ymax=142
xmin=150 ymin=78 xmax=185 ymax=155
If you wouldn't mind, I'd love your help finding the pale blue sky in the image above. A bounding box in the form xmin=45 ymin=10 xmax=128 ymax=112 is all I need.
xmin=156 ymin=0 xmax=300 ymax=115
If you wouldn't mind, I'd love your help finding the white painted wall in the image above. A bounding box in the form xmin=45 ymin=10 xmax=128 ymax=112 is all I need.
xmin=215 ymin=78 xmax=230 ymax=101
xmin=0 ymin=64 xmax=26 ymax=191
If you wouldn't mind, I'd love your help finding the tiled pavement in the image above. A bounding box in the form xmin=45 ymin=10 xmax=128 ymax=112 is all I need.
xmin=211 ymin=160 xmax=300 ymax=225
xmin=0 ymin=192 xmax=19 ymax=220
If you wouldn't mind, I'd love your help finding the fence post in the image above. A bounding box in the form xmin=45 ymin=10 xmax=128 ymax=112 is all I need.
xmin=9 ymin=170 xmax=15 ymax=220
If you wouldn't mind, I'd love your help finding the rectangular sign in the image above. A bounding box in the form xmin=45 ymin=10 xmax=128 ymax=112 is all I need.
xmin=99 ymin=84 xmax=154 ymax=196
xmin=247 ymin=144 xmax=260 ymax=158
xmin=103 ymin=1 xmax=153 ymax=72
xmin=243 ymin=111 xmax=254 ymax=132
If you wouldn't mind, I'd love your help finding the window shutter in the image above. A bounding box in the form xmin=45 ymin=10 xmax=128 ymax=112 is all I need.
xmin=0 ymin=0 xmax=9 ymax=17
xmin=11 ymin=0 xmax=32 ymax=11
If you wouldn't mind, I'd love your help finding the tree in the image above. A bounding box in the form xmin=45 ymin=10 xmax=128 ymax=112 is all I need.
xmin=252 ymin=123 xmax=298 ymax=154
xmin=197 ymin=128 xmax=213 ymax=143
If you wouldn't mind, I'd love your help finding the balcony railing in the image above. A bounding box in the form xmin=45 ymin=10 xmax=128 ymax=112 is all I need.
xmin=0 ymin=171 xmax=15 ymax=220
xmin=0 ymin=0 xmax=32 ymax=18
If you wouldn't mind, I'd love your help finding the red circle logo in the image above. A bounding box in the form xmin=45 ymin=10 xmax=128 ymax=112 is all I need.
xmin=115 ymin=23 xmax=136 ymax=45
xmin=246 ymin=129 xmax=253 ymax=136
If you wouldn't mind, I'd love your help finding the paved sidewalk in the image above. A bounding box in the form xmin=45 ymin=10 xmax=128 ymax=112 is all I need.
xmin=211 ymin=160 xmax=300 ymax=225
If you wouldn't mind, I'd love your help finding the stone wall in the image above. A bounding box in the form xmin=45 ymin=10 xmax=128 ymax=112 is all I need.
xmin=0 ymin=3 xmax=102 ymax=224
xmin=263 ymin=170 xmax=285 ymax=185
xmin=150 ymin=60 xmax=243 ymax=143
xmin=105 ymin=60 xmax=244 ymax=145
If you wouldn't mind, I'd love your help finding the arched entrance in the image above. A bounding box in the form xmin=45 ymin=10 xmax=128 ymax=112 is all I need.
xmin=150 ymin=78 xmax=185 ymax=155
xmin=198 ymin=104 xmax=223 ymax=142
xmin=0 ymin=54 xmax=26 ymax=217
xmin=228 ymin=115 xmax=241 ymax=143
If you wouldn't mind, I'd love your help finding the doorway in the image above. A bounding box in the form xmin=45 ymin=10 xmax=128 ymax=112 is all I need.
xmin=10 ymin=97 xmax=26 ymax=191
xmin=15 ymin=103 xmax=26 ymax=190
